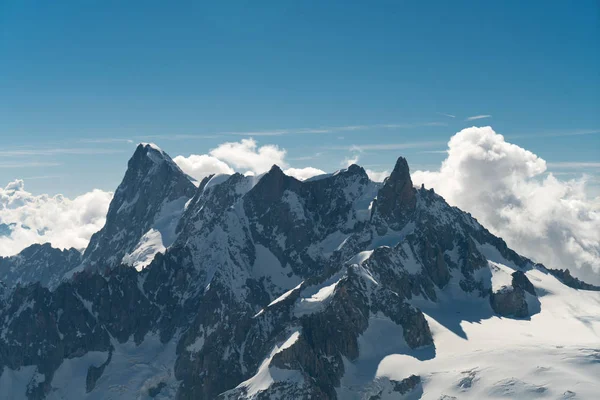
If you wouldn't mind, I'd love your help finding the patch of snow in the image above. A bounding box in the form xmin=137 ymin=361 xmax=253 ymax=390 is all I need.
xmin=267 ymin=281 xmax=304 ymax=308
xmin=0 ymin=365 xmax=38 ymax=400
xmin=48 ymin=333 xmax=179 ymax=399
xmin=338 ymin=313 xmax=413 ymax=399
xmin=50 ymin=352 xmax=109 ymax=398
xmin=122 ymin=229 xmax=165 ymax=271
xmin=294 ymin=272 xmax=344 ymax=317
xmin=369 ymin=266 xmax=600 ymax=399
xmin=304 ymin=173 xmax=333 ymax=182
xmin=369 ymin=222 xmax=415 ymax=250
xmin=282 ymin=190 xmax=306 ymax=221
xmin=204 ymin=174 xmax=232 ymax=191
xmin=235 ymin=330 xmax=302 ymax=397
xmin=477 ymin=241 xmax=523 ymax=270
xmin=122 ymin=196 xmax=189 ymax=271
xmin=140 ymin=142 xmax=162 ymax=152
xmin=253 ymin=245 xmax=301 ymax=292
xmin=488 ymin=261 xmax=515 ymax=292
xmin=347 ymin=250 xmax=374 ymax=266
xmin=186 ymin=335 xmax=205 ymax=353
xmin=316 ymin=230 xmax=350 ymax=258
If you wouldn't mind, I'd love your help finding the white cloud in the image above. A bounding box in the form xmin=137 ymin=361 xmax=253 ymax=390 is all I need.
xmin=341 ymin=154 xmax=360 ymax=167
xmin=412 ymin=126 xmax=600 ymax=284
xmin=366 ymin=169 xmax=389 ymax=182
xmin=173 ymin=154 xmax=235 ymax=182
xmin=174 ymin=139 xmax=325 ymax=182
xmin=209 ymin=138 xmax=288 ymax=174
xmin=284 ymin=167 xmax=326 ymax=181
xmin=465 ymin=115 xmax=492 ymax=121
xmin=0 ymin=180 xmax=112 ymax=256
xmin=437 ymin=112 xmax=456 ymax=118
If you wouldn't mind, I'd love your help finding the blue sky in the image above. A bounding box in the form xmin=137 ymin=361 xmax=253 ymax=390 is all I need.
xmin=1 ymin=0 xmax=598 ymax=197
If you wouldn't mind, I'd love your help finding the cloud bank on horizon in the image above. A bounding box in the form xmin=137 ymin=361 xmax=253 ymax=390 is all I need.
xmin=0 ymin=127 xmax=598 ymax=285
xmin=413 ymin=126 xmax=600 ymax=285
xmin=0 ymin=180 xmax=112 ymax=257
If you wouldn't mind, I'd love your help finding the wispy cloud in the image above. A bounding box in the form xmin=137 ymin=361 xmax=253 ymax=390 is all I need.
xmin=547 ymin=162 xmax=600 ymax=169
xmin=223 ymin=122 xmax=447 ymax=136
xmin=465 ymin=115 xmax=492 ymax=121
xmin=0 ymin=148 xmax=126 ymax=157
xmin=137 ymin=122 xmax=447 ymax=140
xmin=437 ymin=112 xmax=456 ymax=118
xmin=289 ymin=153 xmax=325 ymax=161
xmin=0 ymin=162 xmax=62 ymax=168
xmin=417 ymin=150 xmax=448 ymax=154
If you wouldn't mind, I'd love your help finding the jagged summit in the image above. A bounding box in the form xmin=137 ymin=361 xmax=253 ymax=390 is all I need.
xmin=138 ymin=142 xmax=163 ymax=151
xmin=129 ymin=142 xmax=182 ymax=173
xmin=1 ymin=148 xmax=599 ymax=400
xmin=78 ymin=143 xmax=196 ymax=272
xmin=371 ymin=156 xmax=417 ymax=231
xmin=0 ymin=243 xmax=81 ymax=289
xmin=345 ymin=163 xmax=367 ymax=175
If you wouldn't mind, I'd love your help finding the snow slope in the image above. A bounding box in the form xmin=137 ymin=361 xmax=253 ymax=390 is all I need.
xmin=338 ymin=265 xmax=600 ymax=399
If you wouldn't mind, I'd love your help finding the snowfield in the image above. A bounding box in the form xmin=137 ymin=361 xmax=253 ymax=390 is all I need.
xmin=339 ymin=265 xmax=600 ymax=399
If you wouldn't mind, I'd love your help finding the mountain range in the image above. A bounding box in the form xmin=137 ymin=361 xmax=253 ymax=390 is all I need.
xmin=0 ymin=143 xmax=598 ymax=400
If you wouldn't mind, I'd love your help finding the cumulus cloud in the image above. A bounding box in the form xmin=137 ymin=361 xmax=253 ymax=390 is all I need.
xmin=0 ymin=180 xmax=112 ymax=256
xmin=209 ymin=138 xmax=287 ymax=174
xmin=366 ymin=169 xmax=389 ymax=182
xmin=173 ymin=154 xmax=235 ymax=182
xmin=175 ymin=138 xmax=326 ymax=182
xmin=284 ymin=167 xmax=326 ymax=181
xmin=412 ymin=126 xmax=600 ymax=284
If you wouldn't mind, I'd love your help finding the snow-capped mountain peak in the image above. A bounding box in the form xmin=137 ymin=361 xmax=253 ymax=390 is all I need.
xmin=1 ymin=150 xmax=598 ymax=400
xmin=78 ymin=143 xmax=196 ymax=272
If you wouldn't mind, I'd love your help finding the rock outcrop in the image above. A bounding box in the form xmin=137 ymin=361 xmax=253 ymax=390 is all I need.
xmin=0 ymin=243 xmax=81 ymax=290
xmin=80 ymin=143 xmax=196 ymax=271
xmin=0 ymin=153 xmax=571 ymax=400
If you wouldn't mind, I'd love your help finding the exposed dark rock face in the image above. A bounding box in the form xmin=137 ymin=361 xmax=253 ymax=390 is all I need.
xmin=0 ymin=243 xmax=81 ymax=290
xmin=81 ymin=143 xmax=196 ymax=271
xmin=371 ymin=157 xmax=417 ymax=232
xmin=86 ymin=350 xmax=112 ymax=392
xmin=243 ymin=163 xmax=377 ymax=278
xmin=367 ymin=375 xmax=422 ymax=399
xmin=490 ymin=270 xmax=538 ymax=318
xmin=512 ymin=270 xmax=536 ymax=295
xmin=547 ymin=268 xmax=600 ymax=291
xmin=490 ymin=286 xmax=529 ymax=318
xmin=392 ymin=374 xmax=421 ymax=394
xmin=0 ymin=155 xmax=555 ymax=399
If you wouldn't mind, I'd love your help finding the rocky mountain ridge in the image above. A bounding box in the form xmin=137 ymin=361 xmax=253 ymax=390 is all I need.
xmin=0 ymin=143 xmax=598 ymax=400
